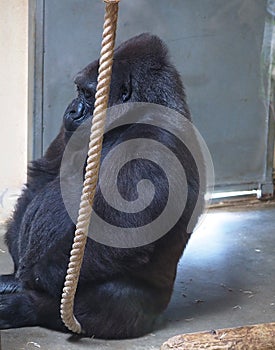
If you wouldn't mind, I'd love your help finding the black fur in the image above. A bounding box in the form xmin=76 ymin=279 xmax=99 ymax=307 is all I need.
xmin=0 ymin=33 xmax=202 ymax=339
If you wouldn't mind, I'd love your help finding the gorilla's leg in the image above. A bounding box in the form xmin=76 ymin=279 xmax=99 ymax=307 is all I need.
xmin=73 ymin=281 xmax=165 ymax=339
xmin=0 ymin=280 xmax=164 ymax=339
xmin=0 ymin=287 xmax=66 ymax=331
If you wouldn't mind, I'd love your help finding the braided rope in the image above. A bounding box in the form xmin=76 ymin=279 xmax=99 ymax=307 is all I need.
xmin=60 ymin=0 xmax=120 ymax=334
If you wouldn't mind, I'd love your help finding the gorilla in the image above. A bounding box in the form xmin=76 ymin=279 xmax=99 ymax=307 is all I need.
xmin=0 ymin=33 xmax=204 ymax=339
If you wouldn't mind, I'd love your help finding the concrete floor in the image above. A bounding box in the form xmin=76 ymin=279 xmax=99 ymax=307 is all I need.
xmin=0 ymin=202 xmax=274 ymax=349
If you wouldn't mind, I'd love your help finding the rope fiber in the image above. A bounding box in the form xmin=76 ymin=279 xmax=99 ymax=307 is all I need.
xmin=60 ymin=0 xmax=120 ymax=334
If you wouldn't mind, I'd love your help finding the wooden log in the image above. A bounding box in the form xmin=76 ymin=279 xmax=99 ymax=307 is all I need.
xmin=160 ymin=323 xmax=275 ymax=350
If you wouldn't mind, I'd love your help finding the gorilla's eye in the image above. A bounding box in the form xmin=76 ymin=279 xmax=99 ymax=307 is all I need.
xmin=77 ymin=86 xmax=93 ymax=100
xmin=121 ymin=84 xmax=132 ymax=102
xmin=83 ymin=89 xmax=93 ymax=100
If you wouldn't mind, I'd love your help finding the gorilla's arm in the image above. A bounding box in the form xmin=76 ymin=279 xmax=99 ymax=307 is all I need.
xmin=5 ymin=127 xmax=66 ymax=271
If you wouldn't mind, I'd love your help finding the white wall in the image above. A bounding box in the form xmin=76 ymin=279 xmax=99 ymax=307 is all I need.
xmin=0 ymin=1 xmax=28 ymax=222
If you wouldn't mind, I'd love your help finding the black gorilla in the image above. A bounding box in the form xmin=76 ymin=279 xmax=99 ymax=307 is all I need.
xmin=0 ymin=33 xmax=203 ymax=339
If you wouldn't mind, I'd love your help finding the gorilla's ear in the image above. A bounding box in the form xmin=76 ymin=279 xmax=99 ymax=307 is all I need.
xmin=121 ymin=73 xmax=132 ymax=102
xmin=111 ymin=60 xmax=132 ymax=104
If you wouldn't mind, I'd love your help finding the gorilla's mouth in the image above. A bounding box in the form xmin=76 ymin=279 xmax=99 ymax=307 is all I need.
xmin=73 ymin=114 xmax=87 ymax=122
xmin=64 ymin=113 xmax=91 ymax=132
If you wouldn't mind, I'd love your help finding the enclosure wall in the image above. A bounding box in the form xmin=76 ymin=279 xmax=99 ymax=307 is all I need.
xmin=0 ymin=1 xmax=28 ymax=221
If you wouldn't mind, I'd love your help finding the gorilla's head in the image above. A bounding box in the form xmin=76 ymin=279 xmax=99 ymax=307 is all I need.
xmin=63 ymin=33 xmax=190 ymax=133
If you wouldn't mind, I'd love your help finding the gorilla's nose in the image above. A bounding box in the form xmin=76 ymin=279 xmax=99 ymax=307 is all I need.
xmin=64 ymin=100 xmax=86 ymax=131
xmin=70 ymin=101 xmax=85 ymax=120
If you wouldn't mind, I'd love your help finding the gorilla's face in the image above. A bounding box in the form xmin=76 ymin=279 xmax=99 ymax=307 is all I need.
xmin=63 ymin=57 xmax=132 ymax=133
xmin=63 ymin=60 xmax=98 ymax=132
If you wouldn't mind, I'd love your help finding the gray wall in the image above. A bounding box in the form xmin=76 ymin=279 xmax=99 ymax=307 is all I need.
xmin=32 ymin=0 xmax=275 ymax=193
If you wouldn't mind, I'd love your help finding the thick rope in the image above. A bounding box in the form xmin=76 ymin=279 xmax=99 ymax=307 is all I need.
xmin=60 ymin=0 xmax=120 ymax=334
